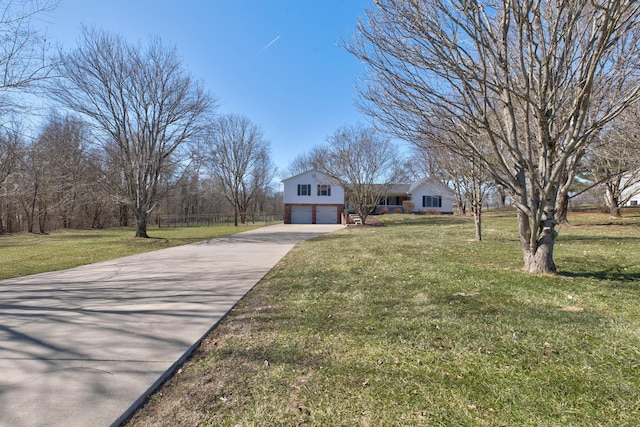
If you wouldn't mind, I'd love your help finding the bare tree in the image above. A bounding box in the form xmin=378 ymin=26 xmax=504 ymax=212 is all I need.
xmin=461 ymin=153 xmax=495 ymax=241
xmin=0 ymin=126 xmax=19 ymax=203
xmin=600 ymin=168 xmax=640 ymax=217
xmin=79 ymin=149 xmax=110 ymax=229
xmin=314 ymin=123 xmax=404 ymax=224
xmin=49 ymin=27 xmax=215 ymax=237
xmin=33 ymin=114 xmax=90 ymax=230
xmin=408 ymin=144 xmax=467 ymax=216
xmin=0 ymin=0 xmax=58 ymax=232
xmin=0 ymin=131 xmax=17 ymax=188
xmin=554 ymin=78 xmax=637 ymax=223
xmin=205 ymin=114 xmax=276 ymax=226
xmin=0 ymin=0 xmax=57 ymax=105
xmin=349 ymin=0 xmax=640 ymax=273
xmin=414 ymin=141 xmax=494 ymax=241
xmin=0 ymin=120 xmax=34 ymax=233
xmin=13 ymin=137 xmax=41 ymax=232
xmin=12 ymin=115 xmax=83 ymax=234
xmin=583 ymin=110 xmax=640 ymax=217
xmin=0 ymin=130 xmax=17 ymax=232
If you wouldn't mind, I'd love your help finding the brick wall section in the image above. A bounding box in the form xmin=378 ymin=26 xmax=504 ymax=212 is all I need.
xmin=284 ymin=204 xmax=292 ymax=224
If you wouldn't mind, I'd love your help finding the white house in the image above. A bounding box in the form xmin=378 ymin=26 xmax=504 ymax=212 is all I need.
xmin=409 ymin=178 xmax=456 ymax=213
xmin=282 ymin=170 xmax=345 ymax=224
xmin=378 ymin=178 xmax=455 ymax=214
xmin=282 ymin=170 xmax=456 ymax=223
xmin=622 ymin=173 xmax=640 ymax=207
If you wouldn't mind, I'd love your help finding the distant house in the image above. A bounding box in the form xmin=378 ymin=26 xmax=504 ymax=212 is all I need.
xmin=282 ymin=170 xmax=345 ymax=224
xmin=622 ymin=174 xmax=640 ymax=207
xmin=378 ymin=178 xmax=455 ymax=214
xmin=282 ymin=171 xmax=455 ymax=223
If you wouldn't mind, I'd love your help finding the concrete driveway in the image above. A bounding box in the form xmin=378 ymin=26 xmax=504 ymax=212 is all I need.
xmin=0 ymin=223 xmax=344 ymax=427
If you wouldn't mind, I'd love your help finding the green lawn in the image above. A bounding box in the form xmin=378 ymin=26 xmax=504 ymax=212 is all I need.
xmin=0 ymin=223 xmax=270 ymax=280
xmin=126 ymin=211 xmax=640 ymax=426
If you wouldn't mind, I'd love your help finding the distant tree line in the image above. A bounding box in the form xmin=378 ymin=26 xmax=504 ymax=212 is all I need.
xmin=0 ymin=3 xmax=280 ymax=236
xmin=0 ymin=111 xmax=283 ymax=234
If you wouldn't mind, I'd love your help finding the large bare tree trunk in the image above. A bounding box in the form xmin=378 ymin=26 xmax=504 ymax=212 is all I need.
xmin=606 ymin=189 xmax=623 ymax=217
xmin=496 ymin=185 xmax=507 ymax=209
xmin=24 ymin=180 xmax=38 ymax=233
xmin=135 ymin=212 xmax=149 ymax=238
xmin=518 ymin=210 xmax=558 ymax=273
xmin=610 ymin=205 xmax=622 ymax=218
xmin=555 ymin=190 xmax=570 ymax=224
xmin=37 ymin=201 xmax=48 ymax=234
xmin=27 ymin=202 xmax=35 ymax=233
xmin=555 ymin=169 xmax=572 ymax=224
xmin=609 ymin=203 xmax=622 ymax=218
xmin=454 ymin=183 xmax=466 ymax=215
xmin=529 ymin=221 xmax=557 ymax=274
xmin=233 ymin=201 xmax=239 ymax=227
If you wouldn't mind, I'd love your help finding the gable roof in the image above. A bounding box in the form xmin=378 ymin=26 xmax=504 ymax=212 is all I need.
xmin=408 ymin=177 xmax=455 ymax=195
xmin=281 ymin=169 xmax=331 ymax=183
xmin=282 ymin=170 xmax=454 ymax=196
xmin=386 ymin=183 xmax=411 ymax=194
xmin=384 ymin=178 xmax=454 ymax=196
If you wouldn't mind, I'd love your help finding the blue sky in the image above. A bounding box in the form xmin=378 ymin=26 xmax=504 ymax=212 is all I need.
xmin=43 ymin=0 xmax=374 ymax=176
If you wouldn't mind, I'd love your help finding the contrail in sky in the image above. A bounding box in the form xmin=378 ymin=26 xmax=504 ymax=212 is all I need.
xmin=255 ymin=35 xmax=281 ymax=56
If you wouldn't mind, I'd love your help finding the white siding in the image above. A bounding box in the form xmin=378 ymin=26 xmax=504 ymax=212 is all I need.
xmin=410 ymin=179 xmax=455 ymax=213
xmin=283 ymin=170 xmax=344 ymax=205
xmin=622 ymin=176 xmax=640 ymax=207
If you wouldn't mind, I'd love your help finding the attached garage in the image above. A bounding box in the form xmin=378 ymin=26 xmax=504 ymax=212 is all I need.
xmin=316 ymin=206 xmax=338 ymax=224
xmin=290 ymin=206 xmax=313 ymax=224
xmin=283 ymin=170 xmax=345 ymax=224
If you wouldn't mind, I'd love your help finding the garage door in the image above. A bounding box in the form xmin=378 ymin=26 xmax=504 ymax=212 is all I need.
xmin=291 ymin=206 xmax=313 ymax=224
xmin=316 ymin=206 xmax=338 ymax=224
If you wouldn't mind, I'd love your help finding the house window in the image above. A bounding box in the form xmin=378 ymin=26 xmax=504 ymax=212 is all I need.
xmin=317 ymin=184 xmax=331 ymax=196
xmin=423 ymin=195 xmax=442 ymax=208
xmin=631 ymin=200 xmax=638 ymax=206
xmin=297 ymin=184 xmax=311 ymax=196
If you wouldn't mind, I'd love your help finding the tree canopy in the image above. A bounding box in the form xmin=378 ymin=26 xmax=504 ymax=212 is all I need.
xmin=49 ymin=27 xmax=216 ymax=237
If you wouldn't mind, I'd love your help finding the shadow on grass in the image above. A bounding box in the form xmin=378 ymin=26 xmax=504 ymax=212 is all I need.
xmin=425 ymin=288 xmax=605 ymax=326
xmin=565 ymin=220 xmax=640 ymax=228
xmin=559 ymin=234 xmax=640 ymax=243
xmin=559 ymin=268 xmax=640 ymax=286
xmin=379 ymin=215 xmax=473 ymax=227
xmin=49 ymin=234 xmax=116 ymax=239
